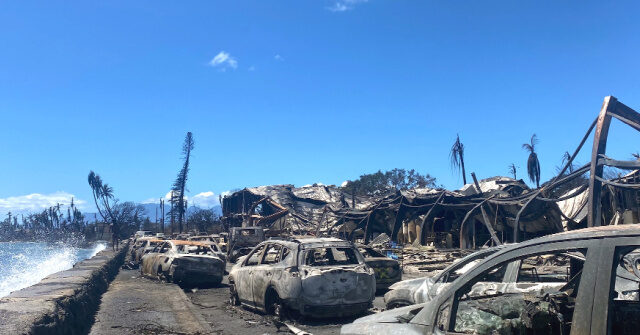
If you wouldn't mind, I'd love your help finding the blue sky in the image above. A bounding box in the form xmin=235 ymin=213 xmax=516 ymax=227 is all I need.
xmin=1 ymin=0 xmax=640 ymax=214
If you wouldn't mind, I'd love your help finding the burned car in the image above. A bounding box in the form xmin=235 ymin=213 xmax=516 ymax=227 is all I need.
xmin=132 ymin=238 xmax=164 ymax=264
xmin=357 ymin=245 xmax=401 ymax=290
xmin=141 ymin=240 xmax=225 ymax=287
xmin=227 ymin=227 xmax=265 ymax=263
xmin=384 ymin=245 xmax=507 ymax=309
xmin=342 ymin=225 xmax=640 ymax=335
xmin=187 ymin=235 xmax=227 ymax=262
xmin=228 ymin=237 xmax=376 ymax=318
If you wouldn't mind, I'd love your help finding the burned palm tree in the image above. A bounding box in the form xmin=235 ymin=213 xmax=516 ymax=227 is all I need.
xmin=522 ymin=134 xmax=541 ymax=188
xmin=450 ymin=134 xmax=467 ymax=185
xmin=508 ymin=163 xmax=517 ymax=180
xmin=560 ymin=151 xmax=574 ymax=173
xmin=172 ymin=132 xmax=195 ymax=233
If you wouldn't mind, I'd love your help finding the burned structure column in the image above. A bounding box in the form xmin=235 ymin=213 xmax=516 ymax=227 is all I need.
xmin=588 ymin=96 xmax=640 ymax=227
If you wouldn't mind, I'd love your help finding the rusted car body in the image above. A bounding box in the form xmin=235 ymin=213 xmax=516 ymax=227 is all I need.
xmin=132 ymin=238 xmax=164 ymax=264
xmin=384 ymin=245 xmax=507 ymax=309
xmin=342 ymin=225 xmax=640 ymax=335
xmin=130 ymin=237 xmax=157 ymax=260
xmin=357 ymin=245 xmax=401 ymax=290
xmin=141 ymin=240 xmax=225 ymax=287
xmin=229 ymin=237 xmax=376 ymax=318
xmin=187 ymin=235 xmax=227 ymax=262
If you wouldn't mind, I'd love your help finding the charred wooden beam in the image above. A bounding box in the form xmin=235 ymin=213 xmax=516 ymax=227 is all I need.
xmin=471 ymin=172 xmax=501 ymax=246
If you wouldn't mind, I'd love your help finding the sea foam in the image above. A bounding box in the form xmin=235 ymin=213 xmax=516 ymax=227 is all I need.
xmin=0 ymin=242 xmax=106 ymax=298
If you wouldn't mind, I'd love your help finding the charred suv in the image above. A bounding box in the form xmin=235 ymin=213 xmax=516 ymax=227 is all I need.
xmin=228 ymin=237 xmax=376 ymax=318
xmin=357 ymin=245 xmax=401 ymax=290
xmin=140 ymin=240 xmax=225 ymax=287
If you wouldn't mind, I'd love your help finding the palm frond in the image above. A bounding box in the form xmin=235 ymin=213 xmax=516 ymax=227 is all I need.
xmin=450 ymin=134 xmax=464 ymax=171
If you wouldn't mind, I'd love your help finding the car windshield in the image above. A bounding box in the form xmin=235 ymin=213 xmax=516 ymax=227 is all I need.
xmin=178 ymin=245 xmax=215 ymax=255
xmin=303 ymin=247 xmax=361 ymax=266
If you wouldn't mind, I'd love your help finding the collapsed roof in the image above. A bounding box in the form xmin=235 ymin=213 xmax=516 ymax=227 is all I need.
xmin=221 ymin=177 xmax=565 ymax=248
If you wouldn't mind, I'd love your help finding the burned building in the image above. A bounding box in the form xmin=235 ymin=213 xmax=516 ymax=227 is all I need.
xmin=221 ymin=178 xmax=565 ymax=249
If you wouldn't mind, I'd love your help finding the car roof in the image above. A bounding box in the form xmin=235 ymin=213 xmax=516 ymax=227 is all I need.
xmin=167 ymin=240 xmax=212 ymax=247
xmin=518 ymin=224 xmax=640 ymax=246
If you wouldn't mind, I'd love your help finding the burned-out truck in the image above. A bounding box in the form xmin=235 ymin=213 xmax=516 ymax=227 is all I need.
xmin=227 ymin=227 xmax=265 ymax=263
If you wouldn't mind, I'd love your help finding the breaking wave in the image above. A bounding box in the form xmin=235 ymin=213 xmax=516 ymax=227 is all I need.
xmin=0 ymin=241 xmax=107 ymax=298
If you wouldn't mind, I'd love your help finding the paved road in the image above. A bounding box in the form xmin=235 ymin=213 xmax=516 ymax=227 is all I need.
xmin=89 ymin=268 xmax=211 ymax=335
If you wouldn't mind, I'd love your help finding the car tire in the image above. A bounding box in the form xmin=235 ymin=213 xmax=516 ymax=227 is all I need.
xmin=229 ymin=283 xmax=240 ymax=306
xmin=264 ymin=288 xmax=284 ymax=320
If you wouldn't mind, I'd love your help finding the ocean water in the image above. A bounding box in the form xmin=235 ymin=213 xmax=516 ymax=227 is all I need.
xmin=0 ymin=241 xmax=107 ymax=298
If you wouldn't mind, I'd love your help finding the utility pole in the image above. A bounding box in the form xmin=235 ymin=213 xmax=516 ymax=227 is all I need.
xmin=160 ymin=198 xmax=165 ymax=234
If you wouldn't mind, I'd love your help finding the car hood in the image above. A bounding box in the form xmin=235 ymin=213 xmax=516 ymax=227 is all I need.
xmin=388 ymin=277 xmax=431 ymax=291
xmin=341 ymin=304 xmax=429 ymax=334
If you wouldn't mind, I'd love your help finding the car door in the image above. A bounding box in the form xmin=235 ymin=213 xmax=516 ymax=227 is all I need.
xmin=427 ymin=239 xmax=599 ymax=335
xmin=142 ymin=243 xmax=161 ymax=275
xmin=589 ymin=236 xmax=640 ymax=335
xmin=151 ymin=242 xmax=172 ymax=275
xmin=235 ymin=244 xmax=266 ymax=307
xmin=251 ymin=243 xmax=282 ymax=309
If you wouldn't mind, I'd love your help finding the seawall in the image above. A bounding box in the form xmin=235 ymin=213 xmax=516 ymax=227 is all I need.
xmin=0 ymin=244 xmax=128 ymax=335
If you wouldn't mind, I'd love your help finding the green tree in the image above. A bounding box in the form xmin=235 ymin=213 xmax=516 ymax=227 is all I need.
xmin=342 ymin=168 xmax=437 ymax=196
xmin=187 ymin=208 xmax=220 ymax=233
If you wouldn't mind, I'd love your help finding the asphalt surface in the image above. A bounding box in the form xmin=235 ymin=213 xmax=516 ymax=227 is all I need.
xmin=89 ymin=268 xmax=211 ymax=335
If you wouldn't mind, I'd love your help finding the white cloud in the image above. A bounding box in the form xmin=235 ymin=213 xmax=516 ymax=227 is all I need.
xmin=0 ymin=192 xmax=87 ymax=215
xmin=208 ymin=51 xmax=238 ymax=71
xmin=274 ymin=54 xmax=284 ymax=61
xmin=191 ymin=192 xmax=220 ymax=208
xmin=327 ymin=0 xmax=368 ymax=12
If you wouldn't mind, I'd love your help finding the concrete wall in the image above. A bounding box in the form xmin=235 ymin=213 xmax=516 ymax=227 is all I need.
xmin=0 ymin=244 xmax=127 ymax=335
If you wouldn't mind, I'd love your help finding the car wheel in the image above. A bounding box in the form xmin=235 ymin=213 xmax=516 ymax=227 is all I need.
xmin=229 ymin=283 xmax=240 ymax=306
xmin=264 ymin=288 xmax=284 ymax=320
xmin=157 ymin=266 xmax=168 ymax=282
